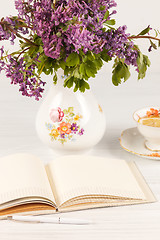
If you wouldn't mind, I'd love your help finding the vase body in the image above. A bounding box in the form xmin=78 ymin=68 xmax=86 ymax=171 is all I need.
xmin=36 ymin=70 xmax=106 ymax=153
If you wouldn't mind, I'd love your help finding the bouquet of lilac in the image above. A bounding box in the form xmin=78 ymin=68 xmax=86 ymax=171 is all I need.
xmin=0 ymin=0 xmax=160 ymax=100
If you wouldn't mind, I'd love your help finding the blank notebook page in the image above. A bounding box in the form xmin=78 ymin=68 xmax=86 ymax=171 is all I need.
xmin=47 ymin=155 xmax=146 ymax=206
xmin=0 ymin=153 xmax=55 ymax=206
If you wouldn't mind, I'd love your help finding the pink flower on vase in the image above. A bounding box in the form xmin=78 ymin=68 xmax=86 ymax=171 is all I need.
xmin=50 ymin=107 xmax=64 ymax=123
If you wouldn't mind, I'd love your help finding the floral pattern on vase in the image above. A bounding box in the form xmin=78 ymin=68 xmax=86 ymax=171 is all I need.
xmin=45 ymin=107 xmax=84 ymax=144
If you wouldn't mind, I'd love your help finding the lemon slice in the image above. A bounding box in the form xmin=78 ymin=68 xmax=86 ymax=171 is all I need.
xmin=139 ymin=118 xmax=160 ymax=127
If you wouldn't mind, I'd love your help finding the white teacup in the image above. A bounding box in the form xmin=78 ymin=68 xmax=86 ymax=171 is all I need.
xmin=133 ymin=107 xmax=160 ymax=151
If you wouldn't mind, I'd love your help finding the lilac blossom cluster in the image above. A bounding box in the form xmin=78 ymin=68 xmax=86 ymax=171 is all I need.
xmin=0 ymin=49 xmax=45 ymax=100
xmin=0 ymin=18 xmax=16 ymax=44
xmin=104 ymin=26 xmax=138 ymax=67
xmin=6 ymin=57 xmax=45 ymax=100
xmin=0 ymin=17 xmax=29 ymax=44
xmin=14 ymin=0 xmax=137 ymax=64
xmin=0 ymin=13 xmax=45 ymax=99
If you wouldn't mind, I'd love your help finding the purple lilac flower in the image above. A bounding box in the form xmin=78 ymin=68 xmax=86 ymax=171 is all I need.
xmin=0 ymin=47 xmax=5 ymax=72
xmin=0 ymin=17 xmax=29 ymax=44
xmin=103 ymin=26 xmax=138 ymax=67
xmin=148 ymin=45 xmax=153 ymax=52
xmin=14 ymin=0 xmax=121 ymax=58
xmin=65 ymin=25 xmax=95 ymax=54
xmin=0 ymin=21 xmax=16 ymax=44
xmin=78 ymin=128 xmax=84 ymax=136
xmin=43 ymin=34 xmax=63 ymax=59
xmin=0 ymin=55 xmax=45 ymax=100
xmin=71 ymin=123 xmax=78 ymax=134
xmin=15 ymin=0 xmax=35 ymax=25
xmin=0 ymin=60 xmax=5 ymax=73
xmin=13 ymin=0 xmax=138 ymax=67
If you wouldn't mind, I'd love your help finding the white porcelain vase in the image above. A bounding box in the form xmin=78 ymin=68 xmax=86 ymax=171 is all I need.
xmin=36 ymin=70 xmax=106 ymax=153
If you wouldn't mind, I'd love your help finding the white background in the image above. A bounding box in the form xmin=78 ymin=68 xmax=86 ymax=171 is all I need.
xmin=0 ymin=1 xmax=160 ymax=240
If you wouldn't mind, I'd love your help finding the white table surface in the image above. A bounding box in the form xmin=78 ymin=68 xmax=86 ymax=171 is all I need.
xmin=0 ymin=68 xmax=160 ymax=240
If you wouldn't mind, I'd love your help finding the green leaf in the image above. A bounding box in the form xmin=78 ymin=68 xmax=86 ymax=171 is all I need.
xmin=73 ymin=68 xmax=81 ymax=78
xmin=103 ymin=10 xmax=109 ymax=20
xmin=136 ymin=52 xmax=151 ymax=79
xmin=28 ymin=46 xmax=37 ymax=56
xmin=79 ymin=63 xmax=86 ymax=75
xmin=143 ymin=55 xmax=151 ymax=67
xmin=44 ymin=68 xmax=51 ymax=75
xmin=64 ymin=66 xmax=70 ymax=75
xmin=67 ymin=78 xmax=74 ymax=88
xmin=66 ymin=52 xmax=80 ymax=67
xmin=93 ymin=58 xmax=103 ymax=70
xmin=56 ymin=32 xmax=61 ymax=37
xmin=79 ymin=63 xmax=88 ymax=80
xmin=149 ymin=39 xmax=157 ymax=50
xmin=112 ymin=61 xmax=131 ymax=86
xmin=86 ymin=51 xmax=95 ymax=61
xmin=138 ymin=26 xmax=150 ymax=36
xmin=104 ymin=19 xmax=116 ymax=26
xmin=123 ymin=66 xmax=131 ymax=82
xmin=59 ymin=60 xmax=66 ymax=70
xmin=99 ymin=5 xmax=106 ymax=11
xmin=85 ymin=60 xmax=97 ymax=78
xmin=84 ymin=81 xmax=90 ymax=90
xmin=74 ymin=82 xmax=79 ymax=92
xmin=38 ymin=46 xmax=44 ymax=54
xmin=83 ymin=80 xmax=90 ymax=91
xmin=45 ymin=59 xmax=52 ymax=69
xmin=53 ymin=73 xmax=58 ymax=85
xmin=136 ymin=52 xmax=143 ymax=66
xmin=101 ymin=49 xmax=112 ymax=62
xmin=85 ymin=67 xmax=95 ymax=78
xmin=64 ymin=76 xmax=74 ymax=88
xmin=79 ymin=79 xmax=86 ymax=92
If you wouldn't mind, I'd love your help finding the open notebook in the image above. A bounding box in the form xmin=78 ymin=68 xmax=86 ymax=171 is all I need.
xmin=0 ymin=153 xmax=156 ymax=217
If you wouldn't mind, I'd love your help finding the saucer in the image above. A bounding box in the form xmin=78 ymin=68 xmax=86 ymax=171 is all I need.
xmin=120 ymin=127 xmax=160 ymax=160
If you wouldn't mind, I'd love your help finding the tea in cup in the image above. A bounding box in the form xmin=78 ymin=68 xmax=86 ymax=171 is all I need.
xmin=133 ymin=107 xmax=160 ymax=151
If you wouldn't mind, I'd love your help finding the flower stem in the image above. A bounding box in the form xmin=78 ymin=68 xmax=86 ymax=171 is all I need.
xmin=16 ymin=47 xmax=30 ymax=59
xmin=0 ymin=21 xmax=38 ymax=46
xmin=128 ymin=35 xmax=160 ymax=42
